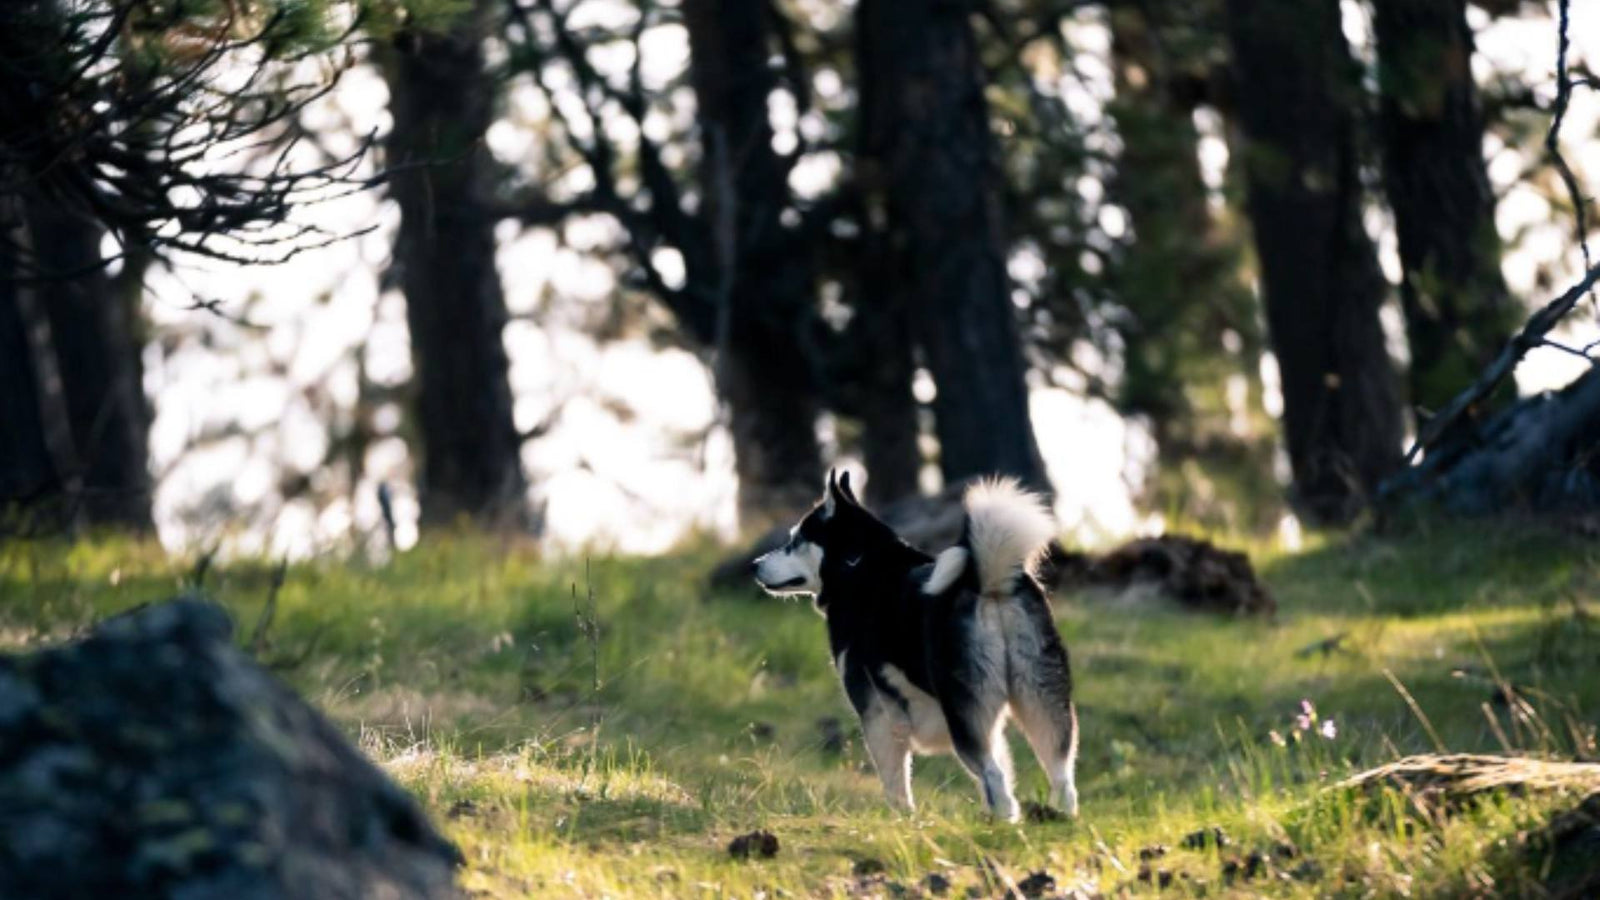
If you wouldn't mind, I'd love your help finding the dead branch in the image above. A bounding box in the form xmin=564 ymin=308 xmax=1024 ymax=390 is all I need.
xmin=1547 ymin=0 xmax=1594 ymax=283
xmin=1399 ymin=0 xmax=1597 ymax=467
xmin=1402 ymin=261 xmax=1600 ymax=466
xmin=248 ymin=558 xmax=289 ymax=656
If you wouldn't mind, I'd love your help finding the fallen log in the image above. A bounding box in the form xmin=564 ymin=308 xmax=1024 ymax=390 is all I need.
xmin=1380 ymin=6 xmax=1599 ymax=520
xmin=1381 ymin=364 xmax=1600 ymax=515
xmin=1339 ymin=753 xmax=1600 ymax=811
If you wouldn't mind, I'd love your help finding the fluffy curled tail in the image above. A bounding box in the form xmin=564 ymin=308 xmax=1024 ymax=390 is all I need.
xmin=923 ymin=477 xmax=1057 ymax=596
xmin=962 ymin=477 xmax=1056 ymax=596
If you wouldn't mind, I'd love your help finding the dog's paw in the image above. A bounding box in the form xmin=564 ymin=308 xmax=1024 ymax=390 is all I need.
xmin=993 ymin=796 xmax=1021 ymax=823
xmin=1058 ymin=785 xmax=1080 ymax=818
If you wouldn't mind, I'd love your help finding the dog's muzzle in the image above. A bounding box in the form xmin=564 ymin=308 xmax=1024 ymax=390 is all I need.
xmin=750 ymin=555 xmax=793 ymax=590
xmin=751 ymin=551 xmax=811 ymax=592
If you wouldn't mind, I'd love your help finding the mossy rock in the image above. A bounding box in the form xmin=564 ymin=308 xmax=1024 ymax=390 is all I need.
xmin=0 ymin=598 xmax=461 ymax=899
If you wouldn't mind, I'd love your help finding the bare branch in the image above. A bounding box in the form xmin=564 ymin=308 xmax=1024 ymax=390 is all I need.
xmin=1546 ymin=0 xmax=1594 ymax=280
xmin=501 ymin=0 xmax=717 ymax=338
xmin=1399 ymin=0 xmax=1599 ymax=465
xmin=1405 ymin=261 xmax=1600 ymax=464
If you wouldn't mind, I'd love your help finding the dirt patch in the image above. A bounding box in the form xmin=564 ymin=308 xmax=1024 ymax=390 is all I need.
xmin=1135 ymin=865 xmax=1176 ymax=888
xmin=727 ymin=829 xmax=780 ymax=860
xmin=1048 ymin=535 xmax=1275 ymax=616
xmin=1179 ymin=825 xmax=1232 ymax=850
xmin=816 ymin=716 xmax=847 ymax=756
xmin=1021 ymin=800 xmax=1070 ymax=823
xmin=1011 ymin=870 xmax=1056 ymax=898
xmin=851 ymin=858 xmax=886 ymax=877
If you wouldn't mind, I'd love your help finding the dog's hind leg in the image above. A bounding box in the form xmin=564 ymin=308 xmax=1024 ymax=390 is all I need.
xmin=861 ymin=699 xmax=914 ymax=810
xmin=1008 ymin=613 xmax=1079 ymax=817
xmin=946 ymin=705 xmax=1018 ymax=822
xmin=1012 ymin=692 xmax=1078 ymax=817
xmin=931 ymin=601 xmax=1019 ymax=821
xmin=938 ymin=683 xmax=1018 ymax=822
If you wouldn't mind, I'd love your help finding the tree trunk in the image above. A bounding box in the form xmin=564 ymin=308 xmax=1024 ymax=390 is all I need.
xmin=1372 ymin=0 xmax=1514 ymax=417
xmin=854 ymin=0 xmax=1050 ymax=493
xmin=24 ymin=196 xmax=152 ymax=529
xmin=852 ymin=244 xmax=923 ymax=506
xmin=0 ymin=189 xmax=71 ymax=526
xmin=683 ymin=0 xmax=824 ymax=524
xmin=1224 ymin=0 xmax=1404 ymax=525
xmin=383 ymin=0 xmax=526 ymax=527
xmin=825 ymin=213 xmax=924 ymax=505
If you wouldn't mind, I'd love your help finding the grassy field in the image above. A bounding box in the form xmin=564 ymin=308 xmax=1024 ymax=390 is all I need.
xmin=2 ymin=521 xmax=1598 ymax=898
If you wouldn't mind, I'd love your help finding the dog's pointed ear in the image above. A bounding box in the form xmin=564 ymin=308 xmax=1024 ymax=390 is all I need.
xmin=823 ymin=468 xmax=838 ymax=516
xmin=838 ymin=470 xmax=860 ymax=506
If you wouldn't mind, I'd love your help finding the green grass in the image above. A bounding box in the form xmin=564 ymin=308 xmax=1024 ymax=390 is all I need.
xmin=2 ymin=522 xmax=1598 ymax=897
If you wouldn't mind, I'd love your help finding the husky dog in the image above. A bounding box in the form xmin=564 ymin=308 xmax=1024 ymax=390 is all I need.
xmin=753 ymin=471 xmax=1078 ymax=821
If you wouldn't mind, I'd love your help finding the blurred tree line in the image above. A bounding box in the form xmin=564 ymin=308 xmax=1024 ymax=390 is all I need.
xmin=1 ymin=0 xmax=1592 ymax=541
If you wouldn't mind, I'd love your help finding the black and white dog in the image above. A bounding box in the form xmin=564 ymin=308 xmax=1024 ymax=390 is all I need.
xmin=753 ymin=471 xmax=1079 ymax=821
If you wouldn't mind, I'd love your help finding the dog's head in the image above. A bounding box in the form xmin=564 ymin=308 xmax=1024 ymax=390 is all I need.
xmin=751 ymin=470 xmax=874 ymax=597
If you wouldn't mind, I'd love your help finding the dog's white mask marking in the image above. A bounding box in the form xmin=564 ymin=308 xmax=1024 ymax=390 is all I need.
xmin=753 ymin=530 xmax=824 ymax=595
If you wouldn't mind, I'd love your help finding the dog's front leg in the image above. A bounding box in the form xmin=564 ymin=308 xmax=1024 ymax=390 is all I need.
xmin=861 ymin=703 xmax=914 ymax=811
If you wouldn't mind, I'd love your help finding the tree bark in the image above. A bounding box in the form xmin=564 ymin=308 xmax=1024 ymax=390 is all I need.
xmin=855 ymin=0 xmax=1050 ymax=493
xmin=823 ymin=212 xmax=924 ymax=505
xmin=852 ymin=243 xmax=923 ymax=506
xmin=683 ymin=0 xmax=825 ymax=524
xmin=24 ymin=196 xmax=152 ymax=529
xmin=1225 ymin=0 xmax=1404 ymax=524
xmin=383 ymin=0 xmax=526 ymax=527
xmin=0 ymin=190 xmax=69 ymax=524
xmin=1372 ymin=0 xmax=1514 ymax=417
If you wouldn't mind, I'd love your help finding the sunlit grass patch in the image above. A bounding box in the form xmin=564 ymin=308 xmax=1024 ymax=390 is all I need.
xmin=1 ymin=520 xmax=1597 ymax=896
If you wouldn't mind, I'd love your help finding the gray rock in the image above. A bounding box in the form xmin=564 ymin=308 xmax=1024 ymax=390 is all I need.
xmin=0 ymin=597 xmax=461 ymax=899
